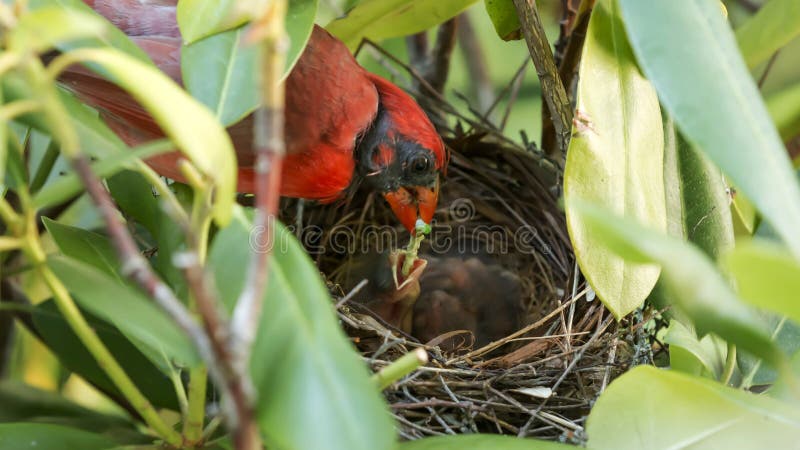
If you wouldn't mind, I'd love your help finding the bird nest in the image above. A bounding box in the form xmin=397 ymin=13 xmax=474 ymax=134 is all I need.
xmin=278 ymin=109 xmax=651 ymax=444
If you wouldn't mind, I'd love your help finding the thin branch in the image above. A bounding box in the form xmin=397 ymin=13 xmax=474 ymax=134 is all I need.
xmin=513 ymin=0 xmax=573 ymax=159
xmin=553 ymin=0 xmax=582 ymax=67
xmin=231 ymin=0 xmax=287 ymax=370
xmin=456 ymin=13 xmax=495 ymax=114
xmin=428 ymin=19 xmax=458 ymax=94
xmin=406 ymin=18 xmax=458 ymax=127
xmin=69 ymin=155 xmax=240 ymax=429
xmin=557 ymin=0 xmax=594 ymax=94
xmin=227 ymin=2 xmax=289 ymax=449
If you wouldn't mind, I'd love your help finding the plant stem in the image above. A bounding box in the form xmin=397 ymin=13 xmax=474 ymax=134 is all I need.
xmin=231 ymin=1 xmax=288 ymax=356
xmin=183 ymin=365 xmax=208 ymax=443
xmin=183 ymin=188 xmax=212 ymax=444
xmin=513 ymin=0 xmax=573 ymax=159
xmin=401 ymin=233 xmax=425 ymax=277
xmin=372 ymin=348 xmax=428 ymax=390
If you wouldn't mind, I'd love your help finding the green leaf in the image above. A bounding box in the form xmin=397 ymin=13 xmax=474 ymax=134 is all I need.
xmin=662 ymin=115 xmax=734 ymax=260
xmin=177 ymin=0 xmax=256 ymax=44
xmin=180 ymin=0 xmax=316 ymax=67
xmin=283 ymin=0 xmax=319 ymax=78
xmin=484 ymin=0 xmax=521 ymax=41
xmin=208 ymin=207 xmax=394 ymax=450
xmin=62 ymin=48 xmax=236 ymax=225
xmin=42 ymin=218 xmax=119 ymax=278
xmin=33 ymin=140 xmax=170 ymax=210
xmin=0 ymin=423 xmax=117 ymax=450
xmin=568 ymin=199 xmax=783 ymax=367
xmin=8 ymin=6 xmax=107 ymax=54
xmin=31 ymin=300 xmax=180 ymax=411
xmin=586 ymin=366 xmax=800 ymax=449
xmin=739 ymin=315 xmax=800 ymax=388
xmin=0 ymin=382 xmax=146 ymax=442
xmin=106 ymin=170 xmax=161 ymax=239
xmin=0 ymin=381 xmax=123 ymax=425
xmin=47 ymin=255 xmax=198 ymax=367
xmin=182 ymin=27 xmax=259 ymax=126
xmin=398 ymin=434 xmax=573 ymax=449
xmin=736 ymin=0 xmax=800 ymax=69
xmin=106 ymin=171 xmax=188 ymax=299
xmin=327 ymin=0 xmax=477 ymax=50
xmin=663 ymin=319 xmax=727 ymax=379
xmin=767 ymin=81 xmax=800 ymax=142
xmin=564 ymin=0 xmax=666 ymax=319
xmin=182 ymin=0 xmax=317 ymax=125
xmin=618 ymin=0 xmax=800 ymax=259
xmin=27 ymin=0 xmax=151 ymax=63
xmin=724 ymin=240 xmax=800 ymax=324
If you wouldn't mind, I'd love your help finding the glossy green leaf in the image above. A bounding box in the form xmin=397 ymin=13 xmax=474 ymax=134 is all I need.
xmin=177 ymin=0 xmax=259 ymax=44
xmin=31 ymin=300 xmax=179 ymax=411
xmin=398 ymin=434 xmax=573 ymax=449
xmin=586 ymin=366 xmax=800 ymax=449
xmin=725 ymin=240 xmax=800 ymax=324
xmin=33 ymin=140 xmax=170 ymax=210
xmin=8 ymin=6 xmax=106 ymax=53
xmin=182 ymin=0 xmax=317 ymax=125
xmin=106 ymin=171 xmax=188 ymax=298
xmin=739 ymin=315 xmax=800 ymax=388
xmin=564 ymin=0 xmax=665 ymax=319
xmin=62 ymin=48 xmax=236 ymax=225
xmin=663 ymin=319 xmax=727 ymax=379
xmin=182 ymin=27 xmax=259 ymax=126
xmin=569 ymin=199 xmax=783 ymax=367
xmin=283 ymin=0 xmax=319 ymax=78
xmin=618 ymin=0 xmax=800 ymax=259
xmin=662 ymin=115 xmax=734 ymax=260
xmin=0 ymin=423 xmax=116 ymax=450
xmin=42 ymin=218 xmax=119 ymax=278
xmin=47 ymin=255 xmax=198 ymax=367
xmin=208 ymin=207 xmax=394 ymax=450
xmin=736 ymin=0 xmax=800 ymax=69
xmin=327 ymin=0 xmax=477 ymax=50
xmin=106 ymin=170 xmax=161 ymax=239
xmin=28 ymin=0 xmax=151 ymax=63
xmin=767 ymin=81 xmax=800 ymax=142
xmin=0 ymin=381 xmax=118 ymax=424
xmin=484 ymin=0 xmax=520 ymax=41
xmin=0 ymin=382 xmax=145 ymax=442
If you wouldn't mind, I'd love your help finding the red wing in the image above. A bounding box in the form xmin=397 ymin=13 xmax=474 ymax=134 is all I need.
xmin=56 ymin=21 xmax=378 ymax=201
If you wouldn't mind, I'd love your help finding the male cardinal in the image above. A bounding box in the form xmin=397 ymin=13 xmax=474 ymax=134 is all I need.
xmin=60 ymin=0 xmax=447 ymax=232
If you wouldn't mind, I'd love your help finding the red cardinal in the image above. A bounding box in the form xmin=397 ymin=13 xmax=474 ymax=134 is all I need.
xmin=61 ymin=0 xmax=446 ymax=232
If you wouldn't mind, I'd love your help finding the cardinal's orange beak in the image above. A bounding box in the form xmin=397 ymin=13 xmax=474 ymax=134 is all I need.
xmin=383 ymin=179 xmax=439 ymax=233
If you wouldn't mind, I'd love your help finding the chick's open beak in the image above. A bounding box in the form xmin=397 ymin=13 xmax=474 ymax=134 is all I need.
xmin=383 ymin=179 xmax=439 ymax=233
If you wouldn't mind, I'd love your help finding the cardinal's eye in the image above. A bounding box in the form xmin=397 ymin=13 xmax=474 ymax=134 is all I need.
xmin=410 ymin=155 xmax=430 ymax=174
